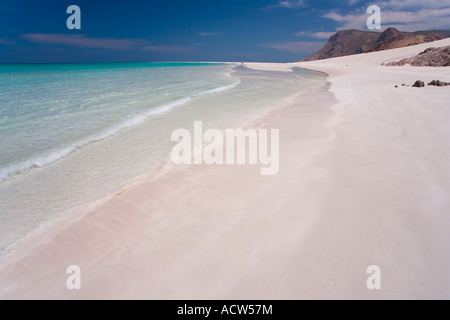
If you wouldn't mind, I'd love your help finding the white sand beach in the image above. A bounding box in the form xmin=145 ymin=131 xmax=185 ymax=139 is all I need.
xmin=1 ymin=39 xmax=449 ymax=299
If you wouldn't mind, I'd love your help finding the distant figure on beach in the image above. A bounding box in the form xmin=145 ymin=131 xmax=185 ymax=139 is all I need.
xmin=241 ymin=61 xmax=244 ymax=67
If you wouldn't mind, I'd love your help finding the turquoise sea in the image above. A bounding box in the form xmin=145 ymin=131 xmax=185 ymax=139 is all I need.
xmin=0 ymin=62 xmax=326 ymax=255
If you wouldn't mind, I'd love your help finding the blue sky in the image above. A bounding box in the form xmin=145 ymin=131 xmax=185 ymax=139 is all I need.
xmin=1 ymin=0 xmax=449 ymax=63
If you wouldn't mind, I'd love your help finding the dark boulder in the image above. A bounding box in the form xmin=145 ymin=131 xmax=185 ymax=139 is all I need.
xmin=413 ymin=80 xmax=425 ymax=88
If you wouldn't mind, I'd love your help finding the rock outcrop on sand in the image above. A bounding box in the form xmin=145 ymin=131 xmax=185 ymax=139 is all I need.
xmin=412 ymin=80 xmax=425 ymax=88
xmin=386 ymin=46 xmax=450 ymax=67
xmin=303 ymin=28 xmax=450 ymax=62
xmin=428 ymin=80 xmax=450 ymax=86
xmin=395 ymin=80 xmax=450 ymax=88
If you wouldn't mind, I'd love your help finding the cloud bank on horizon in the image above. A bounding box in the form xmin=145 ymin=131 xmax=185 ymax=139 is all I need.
xmin=324 ymin=0 xmax=450 ymax=31
xmin=0 ymin=0 xmax=449 ymax=63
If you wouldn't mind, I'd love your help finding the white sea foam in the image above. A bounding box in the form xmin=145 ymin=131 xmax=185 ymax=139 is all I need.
xmin=195 ymin=79 xmax=241 ymax=96
xmin=0 ymin=81 xmax=240 ymax=184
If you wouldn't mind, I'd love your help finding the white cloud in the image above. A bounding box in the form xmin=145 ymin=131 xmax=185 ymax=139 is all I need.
xmin=323 ymin=1 xmax=450 ymax=32
xmin=295 ymin=31 xmax=335 ymax=39
xmin=276 ymin=0 xmax=305 ymax=8
xmin=199 ymin=32 xmax=223 ymax=37
xmin=264 ymin=0 xmax=306 ymax=10
xmin=378 ymin=0 xmax=450 ymax=10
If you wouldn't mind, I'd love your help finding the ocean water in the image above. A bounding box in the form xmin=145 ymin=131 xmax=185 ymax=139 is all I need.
xmin=0 ymin=62 xmax=326 ymax=255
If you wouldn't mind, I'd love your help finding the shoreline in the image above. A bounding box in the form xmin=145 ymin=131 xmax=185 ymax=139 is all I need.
xmin=0 ymin=64 xmax=310 ymax=259
xmin=1 ymin=39 xmax=450 ymax=299
xmin=0 ymin=66 xmax=328 ymax=263
xmin=0 ymin=66 xmax=335 ymax=299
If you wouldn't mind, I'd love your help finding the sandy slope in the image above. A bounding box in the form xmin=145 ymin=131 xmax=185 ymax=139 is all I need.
xmin=1 ymin=39 xmax=450 ymax=299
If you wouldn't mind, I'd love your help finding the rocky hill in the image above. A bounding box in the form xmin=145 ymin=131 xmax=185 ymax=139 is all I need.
xmin=303 ymin=28 xmax=450 ymax=61
xmin=386 ymin=46 xmax=450 ymax=67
